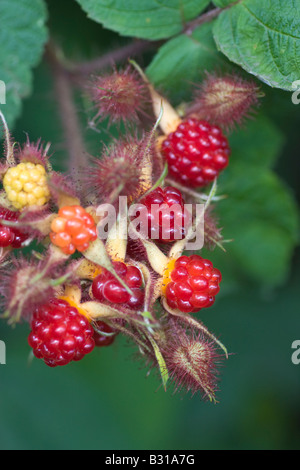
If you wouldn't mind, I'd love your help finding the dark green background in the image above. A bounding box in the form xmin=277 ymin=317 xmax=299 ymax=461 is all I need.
xmin=0 ymin=0 xmax=299 ymax=450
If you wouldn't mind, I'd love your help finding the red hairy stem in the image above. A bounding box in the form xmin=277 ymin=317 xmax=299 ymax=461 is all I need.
xmin=69 ymin=40 xmax=159 ymax=77
xmin=45 ymin=44 xmax=87 ymax=185
xmin=184 ymin=7 xmax=222 ymax=35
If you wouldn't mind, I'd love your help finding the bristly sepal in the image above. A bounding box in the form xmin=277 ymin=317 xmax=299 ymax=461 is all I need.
xmin=159 ymin=318 xmax=224 ymax=401
xmin=84 ymin=133 xmax=158 ymax=206
xmin=88 ymin=64 xmax=149 ymax=128
xmin=0 ymin=250 xmax=70 ymax=325
xmin=188 ymin=72 xmax=262 ymax=132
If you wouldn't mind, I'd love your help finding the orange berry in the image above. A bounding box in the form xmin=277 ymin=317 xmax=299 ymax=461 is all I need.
xmin=83 ymin=214 xmax=96 ymax=228
xmin=59 ymin=206 xmax=77 ymax=219
xmin=51 ymin=217 xmax=67 ymax=233
xmin=72 ymin=230 xmax=90 ymax=246
xmin=53 ymin=232 xmax=72 ymax=248
xmin=88 ymin=227 xmax=97 ymax=239
xmin=50 ymin=205 xmax=97 ymax=255
xmin=76 ymin=243 xmax=90 ymax=253
xmin=62 ymin=244 xmax=76 ymax=255
xmin=65 ymin=217 xmax=84 ymax=236
xmin=73 ymin=206 xmax=87 ymax=217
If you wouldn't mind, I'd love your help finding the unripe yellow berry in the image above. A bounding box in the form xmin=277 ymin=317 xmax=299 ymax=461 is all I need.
xmin=3 ymin=162 xmax=50 ymax=209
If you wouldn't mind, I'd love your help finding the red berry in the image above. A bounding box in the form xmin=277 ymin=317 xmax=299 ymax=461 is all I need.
xmin=92 ymin=261 xmax=144 ymax=309
xmin=0 ymin=208 xmax=29 ymax=248
xmin=139 ymin=186 xmax=191 ymax=243
xmin=165 ymin=255 xmax=222 ymax=313
xmin=161 ymin=118 xmax=230 ymax=188
xmin=93 ymin=321 xmax=117 ymax=347
xmin=28 ymin=299 xmax=95 ymax=367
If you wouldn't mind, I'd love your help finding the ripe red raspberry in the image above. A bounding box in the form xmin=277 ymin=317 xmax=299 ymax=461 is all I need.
xmin=92 ymin=261 xmax=144 ymax=309
xmin=28 ymin=299 xmax=95 ymax=367
xmin=0 ymin=208 xmax=29 ymax=248
xmin=93 ymin=321 xmax=117 ymax=347
xmin=161 ymin=118 xmax=230 ymax=188
xmin=139 ymin=186 xmax=191 ymax=243
xmin=164 ymin=255 xmax=222 ymax=313
xmin=50 ymin=205 xmax=97 ymax=255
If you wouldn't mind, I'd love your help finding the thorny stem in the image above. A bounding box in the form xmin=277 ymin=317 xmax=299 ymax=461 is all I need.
xmin=113 ymin=322 xmax=153 ymax=354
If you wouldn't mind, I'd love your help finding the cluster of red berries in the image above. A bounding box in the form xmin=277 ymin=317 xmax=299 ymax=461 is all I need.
xmin=161 ymin=118 xmax=230 ymax=188
xmin=165 ymin=255 xmax=222 ymax=313
xmin=0 ymin=208 xmax=29 ymax=249
xmin=25 ymin=118 xmax=227 ymax=367
xmin=50 ymin=206 xmax=97 ymax=255
xmin=0 ymin=68 xmax=230 ymax=390
xmin=92 ymin=261 xmax=144 ymax=309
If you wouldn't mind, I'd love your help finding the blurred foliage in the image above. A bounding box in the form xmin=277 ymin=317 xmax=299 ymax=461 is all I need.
xmin=0 ymin=0 xmax=48 ymax=130
xmin=0 ymin=0 xmax=299 ymax=450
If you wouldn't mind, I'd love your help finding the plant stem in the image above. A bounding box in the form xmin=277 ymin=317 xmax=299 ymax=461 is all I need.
xmin=184 ymin=7 xmax=222 ymax=35
xmin=68 ymin=40 xmax=159 ymax=77
xmin=45 ymin=43 xmax=87 ymax=186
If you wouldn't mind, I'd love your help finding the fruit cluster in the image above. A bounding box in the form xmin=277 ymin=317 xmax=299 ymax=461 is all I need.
xmin=0 ymin=61 xmax=256 ymax=401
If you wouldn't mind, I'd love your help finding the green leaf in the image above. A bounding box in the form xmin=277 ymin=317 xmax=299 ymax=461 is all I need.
xmin=147 ymin=22 xmax=226 ymax=103
xmin=202 ymin=115 xmax=298 ymax=288
xmin=213 ymin=0 xmax=300 ymax=90
xmin=228 ymin=114 xmax=285 ymax=169
xmin=0 ymin=0 xmax=48 ymax=133
xmin=216 ymin=161 xmax=299 ymax=286
xmin=75 ymin=0 xmax=210 ymax=40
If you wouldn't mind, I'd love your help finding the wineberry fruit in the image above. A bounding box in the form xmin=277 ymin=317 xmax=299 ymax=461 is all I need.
xmin=28 ymin=298 xmax=95 ymax=367
xmin=139 ymin=186 xmax=190 ymax=243
xmin=161 ymin=118 xmax=230 ymax=188
xmin=164 ymin=255 xmax=222 ymax=313
xmin=92 ymin=261 xmax=144 ymax=309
